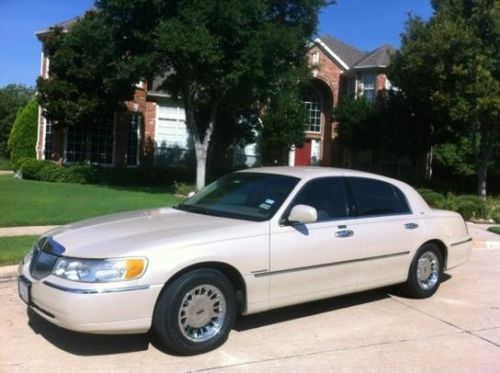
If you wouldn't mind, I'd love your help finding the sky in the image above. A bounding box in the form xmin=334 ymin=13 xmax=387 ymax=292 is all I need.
xmin=0 ymin=0 xmax=433 ymax=88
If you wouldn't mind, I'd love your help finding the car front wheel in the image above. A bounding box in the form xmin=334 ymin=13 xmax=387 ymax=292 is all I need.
xmin=402 ymin=243 xmax=443 ymax=298
xmin=153 ymin=269 xmax=236 ymax=355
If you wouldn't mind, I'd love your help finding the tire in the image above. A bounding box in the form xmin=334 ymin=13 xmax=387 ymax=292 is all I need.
xmin=153 ymin=269 xmax=236 ymax=355
xmin=402 ymin=243 xmax=443 ymax=298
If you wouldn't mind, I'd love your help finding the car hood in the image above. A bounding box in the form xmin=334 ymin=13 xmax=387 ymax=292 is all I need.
xmin=43 ymin=208 xmax=268 ymax=258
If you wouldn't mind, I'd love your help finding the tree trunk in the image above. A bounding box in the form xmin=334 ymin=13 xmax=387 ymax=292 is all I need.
xmin=477 ymin=161 xmax=487 ymax=198
xmin=424 ymin=146 xmax=433 ymax=181
xmin=194 ymin=140 xmax=209 ymax=190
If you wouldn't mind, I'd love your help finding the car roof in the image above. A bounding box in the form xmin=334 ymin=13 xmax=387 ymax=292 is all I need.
xmin=240 ymin=166 xmax=387 ymax=180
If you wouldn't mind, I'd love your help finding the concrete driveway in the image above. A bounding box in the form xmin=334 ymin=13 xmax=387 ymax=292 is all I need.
xmin=1 ymin=246 xmax=499 ymax=372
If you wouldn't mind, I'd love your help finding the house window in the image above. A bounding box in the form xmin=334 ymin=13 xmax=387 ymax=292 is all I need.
xmin=44 ymin=121 xmax=53 ymax=160
xmin=361 ymin=73 xmax=376 ymax=103
xmin=303 ymin=88 xmax=322 ymax=133
xmin=127 ymin=114 xmax=141 ymax=166
xmin=311 ymin=51 xmax=320 ymax=65
xmin=156 ymin=101 xmax=188 ymax=148
xmin=89 ymin=122 xmax=114 ymax=164
xmin=65 ymin=126 xmax=86 ymax=163
xmin=65 ymin=123 xmax=114 ymax=165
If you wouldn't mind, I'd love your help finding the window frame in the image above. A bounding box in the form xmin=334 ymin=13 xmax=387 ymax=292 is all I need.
xmin=302 ymin=88 xmax=323 ymax=133
xmin=280 ymin=176 xmax=356 ymax=226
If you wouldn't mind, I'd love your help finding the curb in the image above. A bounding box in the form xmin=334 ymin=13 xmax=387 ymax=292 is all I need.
xmin=473 ymin=240 xmax=500 ymax=250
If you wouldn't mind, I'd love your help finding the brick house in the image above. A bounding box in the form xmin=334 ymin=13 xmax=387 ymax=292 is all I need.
xmin=36 ymin=19 xmax=394 ymax=170
xmin=292 ymin=36 xmax=395 ymax=167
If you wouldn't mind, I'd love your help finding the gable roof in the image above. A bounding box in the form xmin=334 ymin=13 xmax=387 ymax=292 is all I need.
xmin=353 ymin=45 xmax=395 ymax=69
xmin=318 ymin=35 xmax=366 ymax=69
xmin=36 ymin=17 xmax=78 ymax=37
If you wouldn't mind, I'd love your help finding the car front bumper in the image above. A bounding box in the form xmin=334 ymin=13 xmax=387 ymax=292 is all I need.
xmin=18 ymin=263 xmax=163 ymax=334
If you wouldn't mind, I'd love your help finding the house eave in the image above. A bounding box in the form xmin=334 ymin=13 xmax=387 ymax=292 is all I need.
xmin=313 ymin=38 xmax=350 ymax=71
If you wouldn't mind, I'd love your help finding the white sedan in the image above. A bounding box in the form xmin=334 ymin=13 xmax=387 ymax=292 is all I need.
xmin=18 ymin=167 xmax=472 ymax=355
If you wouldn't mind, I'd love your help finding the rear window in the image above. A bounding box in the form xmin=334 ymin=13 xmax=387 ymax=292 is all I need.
xmin=348 ymin=177 xmax=411 ymax=217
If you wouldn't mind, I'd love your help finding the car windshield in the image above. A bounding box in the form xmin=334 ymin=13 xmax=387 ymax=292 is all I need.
xmin=175 ymin=172 xmax=300 ymax=221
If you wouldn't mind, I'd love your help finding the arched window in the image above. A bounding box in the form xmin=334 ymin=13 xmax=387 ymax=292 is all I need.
xmin=302 ymin=88 xmax=322 ymax=133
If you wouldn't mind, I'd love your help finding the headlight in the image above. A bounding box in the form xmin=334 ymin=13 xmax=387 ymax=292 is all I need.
xmin=52 ymin=257 xmax=147 ymax=283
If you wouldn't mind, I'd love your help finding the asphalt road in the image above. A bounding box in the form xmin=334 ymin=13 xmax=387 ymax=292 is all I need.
xmin=1 ymin=246 xmax=499 ymax=372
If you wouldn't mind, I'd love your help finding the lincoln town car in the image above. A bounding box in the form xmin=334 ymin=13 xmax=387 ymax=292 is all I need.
xmin=18 ymin=167 xmax=473 ymax=355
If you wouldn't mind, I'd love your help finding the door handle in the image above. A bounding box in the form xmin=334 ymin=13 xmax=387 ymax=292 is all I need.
xmin=404 ymin=223 xmax=419 ymax=230
xmin=335 ymin=229 xmax=354 ymax=238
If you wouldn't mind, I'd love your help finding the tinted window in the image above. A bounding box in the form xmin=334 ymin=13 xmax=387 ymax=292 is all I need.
xmin=292 ymin=177 xmax=349 ymax=221
xmin=348 ymin=177 xmax=410 ymax=216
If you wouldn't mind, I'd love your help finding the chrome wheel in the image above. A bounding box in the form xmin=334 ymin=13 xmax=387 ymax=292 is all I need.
xmin=416 ymin=251 xmax=439 ymax=290
xmin=178 ymin=284 xmax=227 ymax=343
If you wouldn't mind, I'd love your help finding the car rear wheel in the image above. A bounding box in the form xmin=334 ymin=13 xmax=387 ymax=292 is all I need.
xmin=402 ymin=243 xmax=443 ymax=298
xmin=153 ymin=269 xmax=236 ymax=355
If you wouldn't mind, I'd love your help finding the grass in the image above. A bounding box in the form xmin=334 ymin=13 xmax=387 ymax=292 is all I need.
xmin=0 ymin=235 xmax=38 ymax=265
xmin=0 ymin=175 xmax=182 ymax=227
xmin=488 ymin=226 xmax=500 ymax=235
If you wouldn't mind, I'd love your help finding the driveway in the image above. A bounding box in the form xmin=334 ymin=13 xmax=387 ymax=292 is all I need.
xmin=1 ymin=245 xmax=499 ymax=372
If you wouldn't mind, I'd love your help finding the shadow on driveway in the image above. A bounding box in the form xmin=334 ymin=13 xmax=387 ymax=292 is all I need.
xmin=27 ymin=275 xmax=452 ymax=356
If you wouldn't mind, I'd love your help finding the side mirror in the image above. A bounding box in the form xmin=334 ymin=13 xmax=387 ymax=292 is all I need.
xmin=187 ymin=191 xmax=196 ymax=198
xmin=288 ymin=204 xmax=317 ymax=224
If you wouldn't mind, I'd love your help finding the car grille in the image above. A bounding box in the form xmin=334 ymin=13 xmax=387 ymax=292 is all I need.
xmin=29 ymin=246 xmax=58 ymax=280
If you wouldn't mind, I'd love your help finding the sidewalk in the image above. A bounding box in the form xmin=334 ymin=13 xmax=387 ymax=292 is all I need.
xmin=0 ymin=225 xmax=58 ymax=237
xmin=466 ymin=222 xmax=500 ymax=249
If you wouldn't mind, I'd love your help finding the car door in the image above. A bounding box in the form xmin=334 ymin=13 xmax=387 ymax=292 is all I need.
xmin=267 ymin=177 xmax=361 ymax=309
xmin=346 ymin=177 xmax=421 ymax=290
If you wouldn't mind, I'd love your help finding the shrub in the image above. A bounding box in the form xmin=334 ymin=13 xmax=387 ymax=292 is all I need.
xmin=0 ymin=158 xmax=12 ymax=170
xmin=174 ymin=181 xmax=197 ymax=196
xmin=7 ymin=99 xmax=38 ymax=169
xmin=447 ymin=194 xmax=489 ymax=221
xmin=417 ymin=188 xmax=447 ymax=209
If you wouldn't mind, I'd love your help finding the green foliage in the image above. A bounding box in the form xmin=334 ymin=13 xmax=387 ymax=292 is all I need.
xmin=488 ymin=226 xmax=500 ymax=234
xmin=174 ymin=181 xmax=197 ymax=196
xmin=418 ymin=187 xmax=498 ymax=221
xmin=417 ymin=188 xmax=448 ymax=209
xmin=389 ymin=0 xmax=500 ymax=196
xmin=19 ymin=158 xmax=195 ymax=186
xmin=333 ymin=97 xmax=379 ymax=149
xmin=0 ymin=84 xmax=35 ymax=158
xmin=7 ymin=99 xmax=38 ymax=169
xmin=260 ymin=72 xmax=309 ymax=165
xmin=37 ymin=10 xmax=139 ymax=129
xmin=0 ymin=158 xmax=12 ymax=170
xmin=433 ymin=139 xmax=475 ymax=176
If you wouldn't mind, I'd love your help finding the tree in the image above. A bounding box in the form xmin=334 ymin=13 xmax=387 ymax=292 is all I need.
xmin=96 ymin=0 xmax=329 ymax=189
xmin=7 ymin=99 xmax=39 ymax=168
xmin=389 ymin=0 xmax=500 ymax=196
xmin=37 ymin=11 xmax=139 ymax=132
xmin=0 ymin=84 xmax=35 ymax=158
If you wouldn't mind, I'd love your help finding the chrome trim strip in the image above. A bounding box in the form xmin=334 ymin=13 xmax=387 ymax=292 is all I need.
xmin=450 ymin=238 xmax=473 ymax=247
xmin=43 ymin=281 xmax=150 ymax=294
xmin=254 ymin=251 xmax=410 ymax=278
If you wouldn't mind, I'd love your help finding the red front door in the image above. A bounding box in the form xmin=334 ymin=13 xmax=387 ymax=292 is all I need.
xmin=294 ymin=140 xmax=311 ymax=166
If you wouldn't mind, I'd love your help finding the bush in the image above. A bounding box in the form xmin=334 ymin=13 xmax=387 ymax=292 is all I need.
xmin=0 ymin=158 xmax=12 ymax=170
xmin=417 ymin=188 xmax=447 ymax=209
xmin=20 ymin=159 xmax=101 ymax=184
xmin=446 ymin=194 xmax=489 ymax=221
xmin=7 ymin=99 xmax=38 ymax=169
xmin=174 ymin=181 xmax=197 ymax=196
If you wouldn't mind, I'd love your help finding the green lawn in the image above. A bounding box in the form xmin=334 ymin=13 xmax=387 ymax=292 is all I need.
xmin=0 ymin=235 xmax=38 ymax=265
xmin=488 ymin=226 xmax=500 ymax=235
xmin=0 ymin=175 xmax=181 ymax=227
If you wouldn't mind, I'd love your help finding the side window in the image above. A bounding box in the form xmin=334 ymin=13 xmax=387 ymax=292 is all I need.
xmin=292 ymin=177 xmax=349 ymax=221
xmin=348 ymin=177 xmax=410 ymax=216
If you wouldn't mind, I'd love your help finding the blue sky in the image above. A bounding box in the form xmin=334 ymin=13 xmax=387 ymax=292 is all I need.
xmin=0 ymin=0 xmax=433 ymax=88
